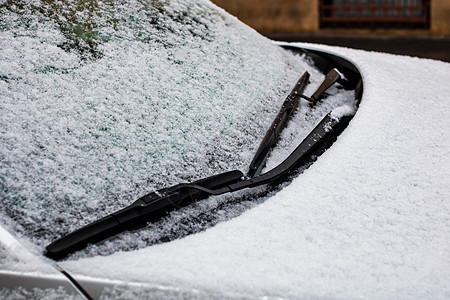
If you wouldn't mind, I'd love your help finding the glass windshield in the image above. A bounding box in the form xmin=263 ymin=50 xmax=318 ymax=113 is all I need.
xmin=0 ymin=0 xmax=353 ymax=258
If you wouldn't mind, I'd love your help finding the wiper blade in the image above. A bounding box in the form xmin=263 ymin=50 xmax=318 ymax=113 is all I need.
xmin=45 ymin=170 xmax=243 ymax=260
xmin=247 ymin=71 xmax=310 ymax=178
xmin=45 ymin=70 xmax=344 ymax=260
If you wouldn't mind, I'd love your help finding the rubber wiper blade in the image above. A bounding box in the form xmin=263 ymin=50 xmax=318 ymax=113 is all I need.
xmin=45 ymin=170 xmax=243 ymax=260
xmin=247 ymin=71 xmax=310 ymax=177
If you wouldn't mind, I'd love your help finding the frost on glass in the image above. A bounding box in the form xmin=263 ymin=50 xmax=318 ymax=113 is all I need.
xmin=0 ymin=0 xmax=354 ymax=256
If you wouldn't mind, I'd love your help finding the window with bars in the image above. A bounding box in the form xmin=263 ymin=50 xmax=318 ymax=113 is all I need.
xmin=319 ymin=0 xmax=430 ymax=29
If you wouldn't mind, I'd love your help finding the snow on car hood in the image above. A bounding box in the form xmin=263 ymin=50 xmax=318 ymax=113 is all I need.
xmin=0 ymin=0 xmax=343 ymax=251
xmin=60 ymin=45 xmax=450 ymax=299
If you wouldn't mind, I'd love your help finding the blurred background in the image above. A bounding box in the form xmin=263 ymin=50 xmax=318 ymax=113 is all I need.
xmin=211 ymin=0 xmax=450 ymax=62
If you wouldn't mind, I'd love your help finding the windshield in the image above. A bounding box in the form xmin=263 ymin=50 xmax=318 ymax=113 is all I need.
xmin=0 ymin=0 xmax=354 ymax=259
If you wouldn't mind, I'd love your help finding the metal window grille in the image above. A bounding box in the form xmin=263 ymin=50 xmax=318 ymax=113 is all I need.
xmin=320 ymin=0 xmax=430 ymax=29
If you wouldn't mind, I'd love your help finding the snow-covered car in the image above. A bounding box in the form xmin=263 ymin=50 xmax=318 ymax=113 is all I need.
xmin=1 ymin=0 xmax=449 ymax=299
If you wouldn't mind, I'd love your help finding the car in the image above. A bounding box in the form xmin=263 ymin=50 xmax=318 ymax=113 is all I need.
xmin=1 ymin=0 xmax=449 ymax=299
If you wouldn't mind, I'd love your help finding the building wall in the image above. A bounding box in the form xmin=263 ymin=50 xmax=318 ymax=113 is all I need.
xmin=431 ymin=0 xmax=450 ymax=34
xmin=212 ymin=0 xmax=450 ymax=35
xmin=211 ymin=0 xmax=319 ymax=33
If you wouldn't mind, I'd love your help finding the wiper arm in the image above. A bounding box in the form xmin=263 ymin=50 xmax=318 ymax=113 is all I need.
xmin=248 ymin=68 xmax=341 ymax=177
xmin=45 ymin=70 xmax=343 ymax=260
xmin=299 ymin=68 xmax=340 ymax=103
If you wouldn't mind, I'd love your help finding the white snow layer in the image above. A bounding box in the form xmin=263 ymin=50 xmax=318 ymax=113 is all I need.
xmin=61 ymin=45 xmax=450 ymax=299
xmin=0 ymin=0 xmax=329 ymax=247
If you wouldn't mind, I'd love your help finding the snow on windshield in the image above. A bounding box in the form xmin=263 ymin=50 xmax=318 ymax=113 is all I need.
xmin=0 ymin=0 xmax=354 ymax=255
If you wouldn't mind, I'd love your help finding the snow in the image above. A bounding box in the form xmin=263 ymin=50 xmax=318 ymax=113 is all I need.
xmin=0 ymin=225 xmax=75 ymax=299
xmin=0 ymin=286 xmax=82 ymax=300
xmin=1 ymin=0 xmax=357 ymax=259
xmin=60 ymin=45 xmax=450 ymax=299
xmin=1 ymin=0 xmax=449 ymax=298
xmin=1 ymin=0 xmax=333 ymax=249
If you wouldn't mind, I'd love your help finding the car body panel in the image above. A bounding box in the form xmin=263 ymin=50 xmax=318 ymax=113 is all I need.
xmin=1 ymin=43 xmax=366 ymax=299
xmin=1 ymin=1 xmax=449 ymax=299
xmin=59 ymin=44 xmax=450 ymax=299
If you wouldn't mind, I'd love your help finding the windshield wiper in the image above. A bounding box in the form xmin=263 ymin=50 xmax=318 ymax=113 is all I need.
xmin=45 ymin=69 xmax=343 ymax=260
